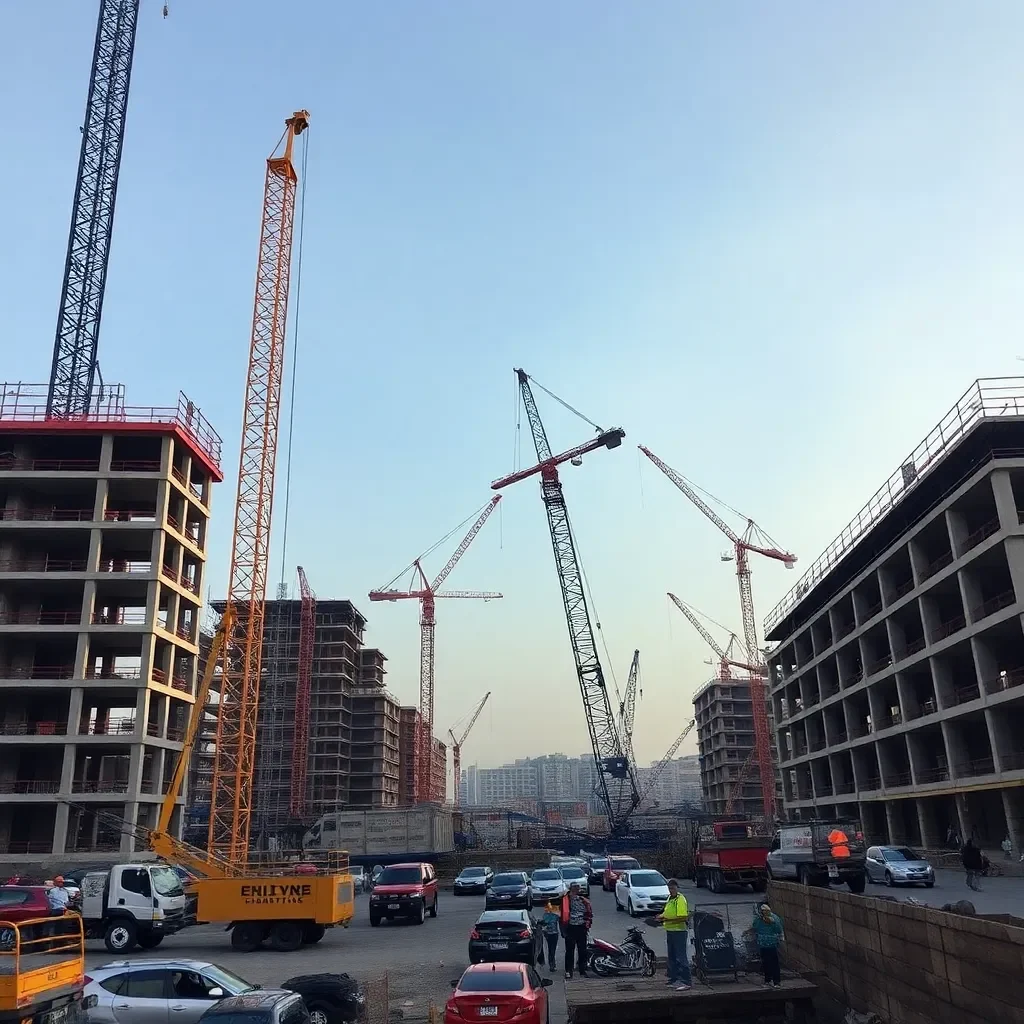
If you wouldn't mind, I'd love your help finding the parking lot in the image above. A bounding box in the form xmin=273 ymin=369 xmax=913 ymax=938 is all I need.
xmin=80 ymin=862 xmax=1024 ymax=1023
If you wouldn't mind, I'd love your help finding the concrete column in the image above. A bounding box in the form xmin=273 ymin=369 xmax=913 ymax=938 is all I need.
xmin=908 ymin=539 xmax=927 ymax=587
xmin=915 ymin=799 xmax=930 ymax=846
xmin=99 ymin=435 xmax=114 ymax=473
xmin=92 ymin=478 xmax=108 ymax=522
xmin=884 ymin=801 xmax=899 ymax=844
xmin=954 ymin=792 xmax=971 ymax=841
xmin=52 ymin=803 xmax=70 ymax=855
xmin=1002 ymin=789 xmax=1023 ymax=858
xmin=945 ymin=507 xmax=969 ymax=559
xmin=990 ymin=469 xmax=1019 ymax=533
xmin=982 ymin=709 xmax=1003 ymax=772
xmin=66 ymin=687 xmax=84 ymax=738
xmin=1002 ymin=536 xmax=1024 ymax=604
xmin=86 ymin=525 xmax=103 ymax=573
xmin=956 ymin=567 xmax=983 ymax=626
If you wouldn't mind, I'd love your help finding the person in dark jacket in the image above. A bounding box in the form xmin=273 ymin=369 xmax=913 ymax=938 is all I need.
xmin=559 ymin=882 xmax=593 ymax=979
xmin=961 ymin=838 xmax=984 ymax=890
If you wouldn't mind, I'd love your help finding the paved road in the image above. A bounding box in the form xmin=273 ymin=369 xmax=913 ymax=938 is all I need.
xmin=81 ymin=866 xmax=1024 ymax=1022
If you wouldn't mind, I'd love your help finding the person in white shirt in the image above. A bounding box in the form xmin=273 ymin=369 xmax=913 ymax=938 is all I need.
xmin=46 ymin=876 xmax=71 ymax=914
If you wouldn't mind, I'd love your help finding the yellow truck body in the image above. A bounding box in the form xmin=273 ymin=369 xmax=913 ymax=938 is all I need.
xmin=0 ymin=915 xmax=84 ymax=1020
xmin=194 ymin=873 xmax=354 ymax=925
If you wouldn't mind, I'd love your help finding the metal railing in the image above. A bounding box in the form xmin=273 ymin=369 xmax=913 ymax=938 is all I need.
xmin=766 ymin=377 xmax=1024 ymax=633
xmin=959 ymin=516 xmax=1001 ymax=555
xmin=930 ymin=614 xmax=966 ymax=642
xmin=0 ymin=780 xmax=60 ymax=793
xmin=0 ymin=610 xmax=79 ymax=625
xmin=0 ymin=557 xmax=87 ymax=572
xmin=0 ymin=507 xmax=93 ymax=522
xmin=0 ymin=721 xmax=67 ymax=736
xmin=970 ymin=590 xmax=1016 ymax=622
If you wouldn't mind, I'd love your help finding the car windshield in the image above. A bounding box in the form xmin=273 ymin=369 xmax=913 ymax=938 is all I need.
xmin=458 ymin=972 xmax=524 ymax=993
xmin=478 ymin=911 xmax=527 ymax=923
xmin=560 ymin=867 xmax=585 ymax=878
xmin=885 ymin=848 xmax=920 ymax=862
xmin=492 ymin=873 xmax=526 ymax=886
xmin=377 ymin=867 xmax=422 ymax=885
xmin=461 ymin=868 xmax=487 ymax=877
xmin=611 ymin=858 xmax=640 ymax=870
xmin=201 ymin=965 xmax=255 ymax=995
xmin=532 ymin=870 xmax=560 ymax=881
xmin=151 ymin=866 xmax=184 ymax=897
xmin=628 ymin=872 xmax=666 ymax=887
xmin=0 ymin=888 xmax=33 ymax=906
xmin=591 ymin=858 xmax=607 ymax=869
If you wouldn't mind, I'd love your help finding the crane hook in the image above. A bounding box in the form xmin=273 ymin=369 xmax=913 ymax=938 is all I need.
xmin=163 ymin=4 xmax=169 ymax=17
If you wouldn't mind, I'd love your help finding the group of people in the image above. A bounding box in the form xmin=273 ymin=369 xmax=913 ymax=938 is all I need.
xmin=531 ymin=877 xmax=786 ymax=991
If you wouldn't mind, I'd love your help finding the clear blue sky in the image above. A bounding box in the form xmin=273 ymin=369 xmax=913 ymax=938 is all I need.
xmin=4 ymin=1 xmax=1024 ymax=776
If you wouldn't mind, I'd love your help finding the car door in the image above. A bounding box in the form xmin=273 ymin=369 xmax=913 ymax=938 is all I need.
xmin=168 ymin=969 xmax=229 ymax=1024
xmin=864 ymin=848 xmax=881 ymax=882
xmin=113 ymin=969 xmax=172 ymax=1024
xmin=615 ymin=872 xmax=628 ymax=907
xmin=766 ymin=832 xmax=792 ymax=879
xmin=525 ymin=965 xmax=547 ymax=1018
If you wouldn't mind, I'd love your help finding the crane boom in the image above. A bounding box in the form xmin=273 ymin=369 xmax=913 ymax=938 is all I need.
xmin=492 ymin=369 xmax=639 ymax=833
xmin=449 ymin=691 xmax=491 ymax=808
xmin=47 ymin=0 xmax=140 ymax=417
xmin=209 ymin=111 xmax=309 ymax=863
xmin=640 ymin=718 xmax=695 ymax=804
xmin=620 ymin=650 xmax=640 ymax=766
xmin=667 ymin=594 xmax=760 ymax=677
xmin=290 ymin=566 xmax=316 ymax=819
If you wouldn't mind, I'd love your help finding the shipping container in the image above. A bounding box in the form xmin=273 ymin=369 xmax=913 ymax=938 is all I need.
xmin=302 ymin=806 xmax=455 ymax=861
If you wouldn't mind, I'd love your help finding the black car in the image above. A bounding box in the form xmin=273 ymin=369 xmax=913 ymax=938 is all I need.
xmin=282 ymin=974 xmax=364 ymax=1024
xmin=586 ymin=857 xmax=607 ymax=885
xmin=486 ymin=871 xmax=533 ymax=910
xmin=454 ymin=866 xmax=493 ymax=895
xmin=469 ymin=909 xmax=543 ymax=965
xmin=197 ymin=991 xmax=308 ymax=1024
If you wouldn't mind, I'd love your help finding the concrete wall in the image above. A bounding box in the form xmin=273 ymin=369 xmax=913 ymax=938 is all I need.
xmin=768 ymin=880 xmax=1024 ymax=1024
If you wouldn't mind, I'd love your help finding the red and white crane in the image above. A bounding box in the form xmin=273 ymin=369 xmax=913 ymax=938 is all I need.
xmin=667 ymin=594 xmax=760 ymax=681
xmin=369 ymin=497 xmax=502 ymax=803
xmin=641 ymin=446 xmax=795 ymax=820
xmin=449 ymin=691 xmax=491 ymax=808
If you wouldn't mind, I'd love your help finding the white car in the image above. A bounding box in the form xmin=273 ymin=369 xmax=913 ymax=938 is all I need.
xmin=556 ymin=864 xmax=590 ymax=896
xmin=615 ymin=869 xmax=670 ymax=917
xmin=530 ymin=868 xmax=567 ymax=903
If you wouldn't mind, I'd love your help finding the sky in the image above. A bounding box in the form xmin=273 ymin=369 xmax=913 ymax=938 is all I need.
xmin=4 ymin=1 xmax=1024 ymax=777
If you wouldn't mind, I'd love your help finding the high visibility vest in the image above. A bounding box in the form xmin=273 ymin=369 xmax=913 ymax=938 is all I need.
xmin=828 ymin=829 xmax=850 ymax=858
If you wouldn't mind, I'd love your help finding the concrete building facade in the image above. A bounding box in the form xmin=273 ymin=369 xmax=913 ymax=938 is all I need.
xmin=0 ymin=385 xmax=221 ymax=858
xmin=766 ymin=379 xmax=1024 ymax=852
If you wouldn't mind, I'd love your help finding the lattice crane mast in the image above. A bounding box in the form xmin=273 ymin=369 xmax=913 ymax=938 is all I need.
xmin=640 ymin=718 xmax=696 ymax=804
xmin=369 ymin=497 xmax=502 ymax=803
xmin=640 ymin=446 xmax=796 ymax=821
xmin=449 ymin=692 xmax=491 ymax=808
xmin=209 ymin=110 xmax=309 ymax=863
xmin=493 ymin=369 xmax=640 ymax=834
xmin=667 ymin=594 xmax=760 ymax=680
xmin=619 ymin=650 xmax=641 ymax=769
xmin=289 ymin=566 xmax=316 ymax=820
xmin=47 ymin=0 xmax=140 ymax=417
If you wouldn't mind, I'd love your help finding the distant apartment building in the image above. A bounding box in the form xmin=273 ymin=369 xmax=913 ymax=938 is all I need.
xmin=460 ymin=752 xmax=610 ymax=813
xmin=639 ymin=754 xmax=702 ymax=808
xmin=766 ymin=379 xmax=1024 ymax=852
xmin=397 ymin=706 xmax=446 ymax=805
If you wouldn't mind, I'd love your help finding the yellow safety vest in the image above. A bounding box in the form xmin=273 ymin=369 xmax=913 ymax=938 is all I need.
xmin=663 ymin=893 xmax=689 ymax=932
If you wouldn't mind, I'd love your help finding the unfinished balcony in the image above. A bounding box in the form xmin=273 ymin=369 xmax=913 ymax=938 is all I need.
xmin=829 ymin=750 xmax=857 ymax=798
xmin=880 ymin=546 xmax=915 ymax=609
xmin=907 ymin=724 xmax=950 ymax=786
xmin=868 ymin=676 xmax=902 ymax=734
xmin=860 ymin=623 xmax=893 ymax=679
xmin=948 ymin=480 xmax=1001 ymax=560
xmin=945 ymin=712 xmax=997 ymax=782
xmin=0 ymin=747 xmax=62 ymax=797
xmin=911 ymin=515 xmax=955 ymax=585
xmin=837 ymin=638 xmax=864 ymax=691
xmin=877 ymin=735 xmax=913 ymax=790
xmin=931 ymin=639 xmax=980 ymax=710
xmin=853 ymin=571 xmax=884 ymax=626
xmin=65 ymin=804 xmax=128 ymax=854
xmin=843 ymin=691 xmax=872 ymax=741
xmin=0 ymin=635 xmax=77 ymax=683
xmin=0 ymin=690 xmax=71 ymax=739
xmin=921 ymin=574 xmax=967 ymax=647
xmin=961 ymin=545 xmax=1016 ymax=627
xmin=817 ymin=657 xmax=841 ymax=701
xmin=897 ymin=661 xmax=938 ymax=721
xmin=0 ymin=433 xmax=102 ymax=474
xmin=830 ymin=593 xmax=857 ymax=643
xmin=887 ymin=601 xmax=926 ymax=664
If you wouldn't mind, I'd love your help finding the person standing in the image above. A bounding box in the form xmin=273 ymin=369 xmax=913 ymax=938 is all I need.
xmin=962 ymin=838 xmax=984 ymax=891
xmin=541 ymin=901 xmax=559 ymax=971
xmin=46 ymin=876 xmax=71 ymax=915
xmin=751 ymin=903 xmax=785 ymax=987
xmin=655 ymin=878 xmax=691 ymax=991
xmin=559 ymin=881 xmax=593 ymax=980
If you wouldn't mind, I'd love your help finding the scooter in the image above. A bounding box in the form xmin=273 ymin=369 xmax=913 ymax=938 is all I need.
xmin=587 ymin=925 xmax=657 ymax=977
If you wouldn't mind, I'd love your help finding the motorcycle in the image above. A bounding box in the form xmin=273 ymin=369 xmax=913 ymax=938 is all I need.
xmin=587 ymin=925 xmax=657 ymax=977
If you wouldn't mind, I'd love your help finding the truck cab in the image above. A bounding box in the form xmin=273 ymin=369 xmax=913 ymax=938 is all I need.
xmin=80 ymin=863 xmax=187 ymax=953
xmin=0 ymin=914 xmax=84 ymax=1024
xmin=693 ymin=820 xmax=770 ymax=894
xmin=765 ymin=819 xmax=867 ymax=892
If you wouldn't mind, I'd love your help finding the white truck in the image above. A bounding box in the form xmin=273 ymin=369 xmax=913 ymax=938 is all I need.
xmin=79 ymin=863 xmax=188 ymax=953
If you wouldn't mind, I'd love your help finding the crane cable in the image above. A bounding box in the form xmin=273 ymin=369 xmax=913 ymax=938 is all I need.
xmin=277 ymin=129 xmax=311 ymax=592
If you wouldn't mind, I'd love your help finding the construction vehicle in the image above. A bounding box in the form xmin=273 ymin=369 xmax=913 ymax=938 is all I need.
xmin=766 ymin=818 xmax=867 ymax=893
xmin=692 ymin=820 xmax=771 ymax=894
xmin=0 ymin=914 xmax=84 ymax=1024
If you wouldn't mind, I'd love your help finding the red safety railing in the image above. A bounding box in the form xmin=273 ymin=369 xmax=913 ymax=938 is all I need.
xmin=0 ymin=558 xmax=87 ymax=572
xmin=6 ymin=665 xmax=75 ymax=679
xmin=84 ymin=665 xmax=143 ymax=680
xmin=102 ymin=508 xmax=157 ymax=522
xmin=84 ymin=717 xmax=136 ymax=735
xmin=93 ymin=610 xmax=149 ymax=625
xmin=98 ymin=560 xmax=152 ymax=574
xmin=0 ymin=610 xmax=79 ymax=625
xmin=0 ymin=721 xmax=67 ymax=736
xmin=0 ymin=507 xmax=93 ymax=521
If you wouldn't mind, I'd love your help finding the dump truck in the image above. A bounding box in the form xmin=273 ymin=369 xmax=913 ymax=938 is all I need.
xmin=765 ymin=818 xmax=867 ymax=892
xmin=0 ymin=914 xmax=84 ymax=1024
xmin=692 ymin=820 xmax=771 ymax=893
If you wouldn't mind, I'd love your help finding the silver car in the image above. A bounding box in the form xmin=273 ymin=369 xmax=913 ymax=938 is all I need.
xmin=83 ymin=960 xmax=258 ymax=1024
xmin=556 ymin=864 xmax=590 ymax=896
xmin=865 ymin=845 xmax=935 ymax=887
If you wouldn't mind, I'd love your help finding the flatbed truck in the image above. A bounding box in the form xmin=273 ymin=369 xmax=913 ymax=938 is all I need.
xmin=0 ymin=915 xmax=84 ymax=1024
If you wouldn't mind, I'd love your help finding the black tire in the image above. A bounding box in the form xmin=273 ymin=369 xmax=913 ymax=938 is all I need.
xmin=429 ymin=894 xmax=438 ymax=918
xmin=925 ymin=881 xmax=934 ymax=888
xmin=302 ymin=923 xmax=326 ymax=944
xmin=305 ymin=1002 xmax=338 ymax=1024
xmin=642 ymin=950 xmax=656 ymax=977
xmin=885 ymin=871 xmax=894 ymax=887
xmin=137 ymin=933 xmax=164 ymax=949
xmin=103 ymin=918 xmax=137 ymax=954
xmin=615 ymin=893 xmax=623 ymax=911
xmin=414 ymin=900 xmax=426 ymax=925
xmin=798 ymin=865 xmax=811 ymax=887
xmin=369 ymin=913 xmax=381 ymax=927
xmin=269 ymin=921 xmax=304 ymax=952
xmin=231 ymin=922 xmax=264 ymax=952
xmin=708 ymin=870 xmax=720 ymax=894
xmin=847 ymin=873 xmax=866 ymax=894
xmin=752 ymin=879 xmax=767 ymax=893
xmin=627 ymin=899 xmax=636 ymax=918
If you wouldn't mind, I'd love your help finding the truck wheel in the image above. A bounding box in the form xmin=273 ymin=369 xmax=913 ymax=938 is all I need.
xmin=104 ymin=919 xmax=138 ymax=953
xmin=369 ymin=913 xmax=381 ymax=927
xmin=270 ymin=921 xmax=304 ymax=952
xmin=798 ymin=866 xmax=812 ymax=887
xmin=137 ymin=933 xmax=164 ymax=949
xmin=230 ymin=922 xmax=264 ymax=952
xmin=752 ymin=879 xmax=767 ymax=893
xmin=847 ymin=873 xmax=866 ymax=894
xmin=709 ymin=870 xmax=721 ymax=894
xmin=306 ymin=1002 xmax=338 ymax=1024
xmin=302 ymin=924 xmax=326 ymax=944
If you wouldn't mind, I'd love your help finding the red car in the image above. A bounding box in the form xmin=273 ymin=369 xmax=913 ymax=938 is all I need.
xmin=445 ymin=962 xmax=551 ymax=1023
xmin=369 ymin=862 xmax=439 ymax=926
xmin=603 ymin=856 xmax=640 ymax=891
xmin=0 ymin=886 xmax=53 ymax=922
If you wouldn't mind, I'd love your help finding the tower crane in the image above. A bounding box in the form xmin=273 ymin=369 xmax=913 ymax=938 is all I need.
xmin=209 ymin=110 xmax=310 ymax=863
xmin=47 ymin=0 xmax=140 ymax=417
xmin=492 ymin=369 xmax=639 ymax=834
xmin=619 ymin=650 xmax=641 ymax=768
xmin=725 ymin=749 xmax=757 ymax=814
xmin=667 ymin=594 xmax=760 ymax=680
xmin=640 ymin=446 xmax=795 ymax=820
xmin=448 ymin=692 xmax=491 ymax=808
xmin=640 ymin=718 xmax=696 ymax=805
xmin=369 ymin=498 xmax=502 ymax=803
xmin=289 ymin=566 xmax=316 ymax=820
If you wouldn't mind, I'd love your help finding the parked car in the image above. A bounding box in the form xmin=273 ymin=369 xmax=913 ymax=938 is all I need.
xmin=468 ymin=909 xmax=543 ymax=965
xmin=603 ymin=856 xmax=640 ymax=891
xmin=865 ymin=846 xmax=935 ymax=887
xmin=529 ymin=868 xmax=566 ymax=904
xmin=197 ymin=991 xmax=308 ymax=1024
xmin=444 ymin=962 xmax=552 ymax=1024
xmin=586 ymin=857 xmax=607 ymax=885
xmin=454 ymin=866 xmax=493 ymax=895
xmin=485 ymin=872 xmax=533 ymax=910
xmin=82 ymin=959 xmax=260 ymax=1024
xmin=557 ymin=864 xmax=590 ymax=896
xmin=614 ymin=870 xmax=669 ymax=916
xmin=348 ymin=866 xmax=367 ymax=893
xmin=369 ymin=863 xmax=439 ymax=926
xmin=281 ymin=974 xmax=365 ymax=1024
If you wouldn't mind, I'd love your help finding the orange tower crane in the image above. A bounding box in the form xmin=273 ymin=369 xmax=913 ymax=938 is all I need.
xmin=369 ymin=497 xmax=502 ymax=803
xmin=289 ymin=565 xmax=316 ymax=820
xmin=640 ymin=446 xmax=795 ymax=821
xmin=667 ymin=594 xmax=760 ymax=681
xmin=209 ymin=110 xmax=309 ymax=862
xmin=448 ymin=691 xmax=491 ymax=808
